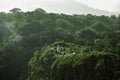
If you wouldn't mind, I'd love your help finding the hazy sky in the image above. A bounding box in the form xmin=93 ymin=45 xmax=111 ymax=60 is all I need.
xmin=0 ymin=0 xmax=119 ymax=12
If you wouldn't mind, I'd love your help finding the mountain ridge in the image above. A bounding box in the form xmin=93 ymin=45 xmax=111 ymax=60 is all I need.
xmin=41 ymin=0 xmax=120 ymax=16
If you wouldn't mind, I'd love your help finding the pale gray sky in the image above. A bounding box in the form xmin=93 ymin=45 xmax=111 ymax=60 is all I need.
xmin=0 ymin=0 xmax=119 ymax=12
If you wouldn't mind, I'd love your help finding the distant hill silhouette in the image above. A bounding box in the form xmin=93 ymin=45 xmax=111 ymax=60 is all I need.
xmin=42 ymin=0 xmax=119 ymax=16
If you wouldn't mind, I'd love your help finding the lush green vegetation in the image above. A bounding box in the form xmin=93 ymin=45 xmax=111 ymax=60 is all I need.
xmin=0 ymin=8 xmax=120 ymax=80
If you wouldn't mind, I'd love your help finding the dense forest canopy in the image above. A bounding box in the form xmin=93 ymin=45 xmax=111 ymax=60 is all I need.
xmin=0 ymin=8 xmax=120 ymax=80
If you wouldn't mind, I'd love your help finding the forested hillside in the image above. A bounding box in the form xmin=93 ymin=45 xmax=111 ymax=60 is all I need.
xmin=0 ymin=8 xmax=120 ymax=80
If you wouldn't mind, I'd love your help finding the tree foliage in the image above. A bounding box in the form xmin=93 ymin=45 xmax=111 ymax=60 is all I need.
xmin=0 ymin=8 xmax=120 ymax=80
